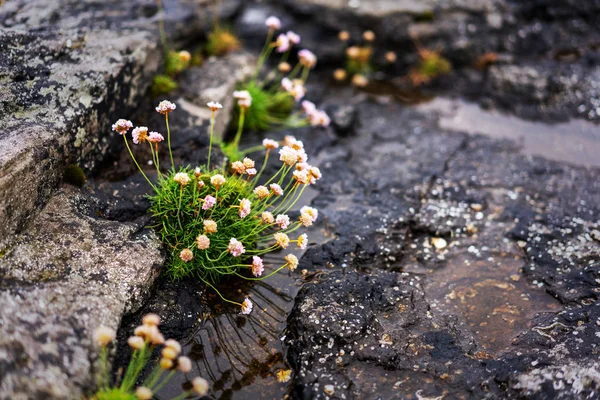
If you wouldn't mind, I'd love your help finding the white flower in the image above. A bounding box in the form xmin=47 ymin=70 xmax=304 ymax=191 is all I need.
xmin=192 ymin=377 xmax=210 ymax=396
xmin=263 ymin=138 xmax=279 ymax=150
xmin=276 ymin=33 xmax=290 ymax=52
xmin=265 ymin=16 xmax=281 ymax=30
xmin=254 ymin=185 xmax=270 ymax=199
xmin=112 ymin=119 xmax=133 ymax=135
xmin=207 ymin=101 xmax=223 ymax=112
xmin=94 ymin=326 xmax=116 ymax=347
xmin=286 ymin=31 xmax=301 ymax=44
xmin=156 ymin=100 xmax=176 ymax=114
xmin=301 ymin=100 xmax=316 ymax=115
xmin=210 ymin=174 xmax=226 ymax=187
xmin=297 ymin=233 xmax=308 ymax=249
xmin=279 ymin=146 xmax=298 ymax=166
xmin=131 ymin=126 xmax=149 ymax=144
xmin=196 ymin=234 xmax=210 ymax=250
xmin=240 ymin=298 xmax=253 ymax=314
xmin=298 ymin=49 xmax=317 ymax=69
xmin=276 ymin=214 xmax=290 ymax=229
xmin=174 ymin=172 xmax=191 ymax=186
xmin=179 ymin=248 xmax=193 ymax=262
xmin=285 ymin=254 xmax=299 ymax=271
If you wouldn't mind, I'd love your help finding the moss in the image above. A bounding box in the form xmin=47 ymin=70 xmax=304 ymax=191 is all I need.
xmin=151 ymin=74 xmax=178 ymax=96
xmin=205 ymin=27 xmax=241 ymax=57
xmin=64 ymin=164 xmax=86 ymax=187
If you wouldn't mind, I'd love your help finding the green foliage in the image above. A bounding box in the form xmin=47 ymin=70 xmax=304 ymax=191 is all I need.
xmin=64 ymin=164 xmax=86 ymax=187
xmin=164 ymin=51 xmax=190 ymax=76
xmin=409 ymin=49 xmax=452 ymax=85
xmin=205 ymin=27 xmax=241 ymax=56
xmin=94 ymin=388 xmax=136 ymax=400
xmin=151 ymin=74 xmax=178 ymax=96
xmin=232 ymin=82 xmax=295 ymax=133
xmin=149 ymin=167 xmax=260 ymax=282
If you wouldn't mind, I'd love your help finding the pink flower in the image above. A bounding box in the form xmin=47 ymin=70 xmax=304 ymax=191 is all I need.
xmin=156 ymin=100 xmax=176 ymax=114
xmin=265 ymin=16 xmax=281 ymax=30
xmin=293 ymin=170 xmax=310 ymax=184
xmin=263 ymin=138 xmax=279 ymax=150
xmin=148 ymin=131 xmax=164 ymax=143
xmin=301 ymin=100 xmax=316 ymax=115
xmin=234 ymin=90 xmax=252 ymax=109
xmin=262 ymin=211 xmax=275 ymax=224
xmin=286 ymin=31 xmax=301 ymax=44
xmin=276 ymin=214 xmax=291 ymax=229
xmin=112 ymin=119 xmax=133 ymax=135
xmin=279 ymin=146 xmax=298 ymax=166
xmin=202 ymin=195 xmax=216 ymax=210
xmin=308 ymin=110 xmax=331 ymax=127
xmin=228 ymin=238 xmax=246 ymax=257
xmin=297 ymin=233 xmax=308 ymax=249
xmin=251 ymin=256 xmax=264 ymax=277
xmin=207 ymin=101 xmax=223 ymax=112
xmin=246 ymin=168 xmax=257 ymax=177
xmin=270 ymin=183 xmax=284 ymax=196
xmin=239 ymin=198 xmax=251 ymax=218
xmin=196 ymin=234 xmax=210 ymax=250
xmin=298 ymin=49 xmax=317 ymax=69
xmin=179 ymin=248 xmax=193 ymax=262
xmin=281 ymin=77 xmax=293 ymax=92
xmin=131 ymin=126 xmax=149 ymax=144
xmin=240 ymin=298 xmax=253 ymax=314
xmin=276 ymin=34 xmax=290 ymax=52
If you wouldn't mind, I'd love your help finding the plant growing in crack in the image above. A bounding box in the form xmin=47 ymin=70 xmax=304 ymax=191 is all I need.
xmin=91 ymin=315 xmax=209 ymax=399
xmin=221 ymin=15 xmax=330 ymax=160
xmin=113 ymin=95 xmax=321 ymax=313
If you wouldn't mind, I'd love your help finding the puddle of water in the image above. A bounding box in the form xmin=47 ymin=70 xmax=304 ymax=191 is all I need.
xmin=405 ymin=245 xmax=562 ymax=355
xmin=419 ymin=97 xmax=600 ymax=168
xmin=155 ymin=186 xmax=331 ymax=400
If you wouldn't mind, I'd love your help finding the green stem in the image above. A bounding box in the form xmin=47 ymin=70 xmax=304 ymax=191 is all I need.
xmin=235 ymin=263 xmax=288 ymax=281
xmin=232 ymin=107 xmax=246 ymax=148
xmin=199 ymin=275 xmax=242 ymax=306
xmin=207 ymin=111 xmax=215 ymax=168
xmin=166 ymin=114 xmax=175 ymax=171
xmin=123 ymin=135 xmax=155 ymax=189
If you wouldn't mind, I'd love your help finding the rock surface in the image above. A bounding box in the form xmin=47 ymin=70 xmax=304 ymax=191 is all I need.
xmin=0 ymin=0 xmax=235 ymax=242
xmin=0 ymin=186 xmax=164 ymax=399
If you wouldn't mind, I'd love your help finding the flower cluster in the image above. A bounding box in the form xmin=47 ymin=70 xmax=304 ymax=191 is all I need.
xmin=93 ymin=315 xmax=209 ymax=399
xmin=114 ymin=96 xmax=321 ymax=314
xmin=224 ymin=15 xmax=329 ymax=145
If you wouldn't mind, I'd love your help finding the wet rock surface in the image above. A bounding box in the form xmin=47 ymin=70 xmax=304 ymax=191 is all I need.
xmin=1 ymin=0 xmax=600 ymax=399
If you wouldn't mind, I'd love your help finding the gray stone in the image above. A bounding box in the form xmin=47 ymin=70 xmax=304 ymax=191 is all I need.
xmin=0 ymin=0 xmax=237 ymax=243
xmin=0 ymin=186 xmax=164 ymax=399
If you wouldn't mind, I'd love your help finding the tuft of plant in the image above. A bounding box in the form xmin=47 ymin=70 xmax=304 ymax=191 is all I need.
xmin=151 ymin=74 xmax=178 ymax=97
xmin=113 ymin=96 xmax=322 ymax=311
xmin=333 ymin=30 xmax=377 ymax=88
xmin=205 ymin=27 xmax=242 ymax=56
xmin=91 ymin=315 xmax=209 ymax=399
xmin=164 ymin=50 xmax=191 ymax=76
xmin=408 ymin=48 xmax=452 ymax=86
xmin=221 ymin=16 xmax=330 ymax=161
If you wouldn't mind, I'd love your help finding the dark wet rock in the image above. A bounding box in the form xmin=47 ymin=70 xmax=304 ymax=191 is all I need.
xmin=286 ymin=269 xmax=493 ymax=399
xmin=0 ymin=186 xmax=163 ymax=398
xmin=327 ymin=104 xmax=357 ymax=136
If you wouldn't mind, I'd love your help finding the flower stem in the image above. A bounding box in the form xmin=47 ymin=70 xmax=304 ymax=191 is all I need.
xmin=198 ymin=275 xmax=242 ymax=306
xmin=207 ymin=111 xmax=216 ymax=168
xmin=232 ymin=107 xmax=246 ymax=149
xmin=166 ymin=114 xmax=175 ymax=171
xmin=123 ymin=135 xmax=155 ymax=189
